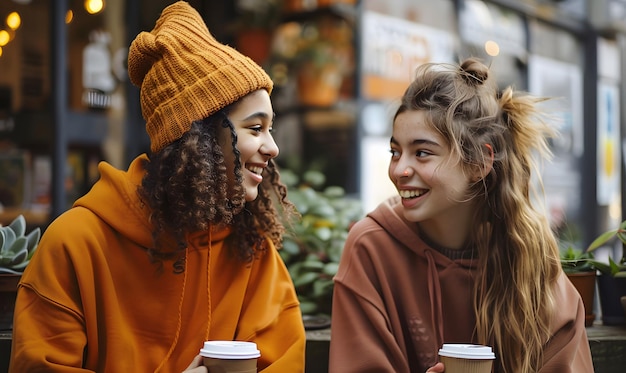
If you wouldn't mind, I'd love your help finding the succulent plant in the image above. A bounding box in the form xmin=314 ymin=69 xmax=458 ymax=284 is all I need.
xmin=0 ymin=214 xmax=41 ymax=274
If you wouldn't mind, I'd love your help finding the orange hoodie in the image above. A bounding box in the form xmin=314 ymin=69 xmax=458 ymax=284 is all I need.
xmin=329 ymin=196 xmax=594 ymax=373
xmin=10 ymin=155 xmax=305 ymax=372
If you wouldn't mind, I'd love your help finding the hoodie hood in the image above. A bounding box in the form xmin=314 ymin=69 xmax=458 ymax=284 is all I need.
xmin=73 ymin=155 xmax=154 ymax=250
xmin=367 ymin=196 xmax=477 ymax=269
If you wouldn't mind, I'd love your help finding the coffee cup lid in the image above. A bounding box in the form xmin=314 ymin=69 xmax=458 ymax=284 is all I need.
xmin=199 ymin=341 xmax=260 ymax=359
xmin=438 ymin=344 xmax=495 ymax=360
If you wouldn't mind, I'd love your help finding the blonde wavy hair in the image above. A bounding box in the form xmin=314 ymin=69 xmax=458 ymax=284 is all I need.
xmin=395 ymin=57 xmax=562 ymax=372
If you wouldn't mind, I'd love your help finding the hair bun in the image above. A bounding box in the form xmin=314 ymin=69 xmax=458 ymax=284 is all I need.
xmin=459 ymin=58 xmax=489 ymax=86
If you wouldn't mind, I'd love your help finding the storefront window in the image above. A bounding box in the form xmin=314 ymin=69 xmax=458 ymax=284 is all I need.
xmin=529 ymin=20 xmax=585 ymax=245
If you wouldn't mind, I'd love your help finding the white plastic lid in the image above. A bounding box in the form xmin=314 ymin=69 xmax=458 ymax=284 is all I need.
xmin=199 ymin=341 xmax=260 ymax=360
xmin=438 ymin=344 xmax=495 ymax=360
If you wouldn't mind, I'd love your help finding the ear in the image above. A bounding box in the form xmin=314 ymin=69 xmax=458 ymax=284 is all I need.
xmin=472 ymin=144 xmax=494 ymax=182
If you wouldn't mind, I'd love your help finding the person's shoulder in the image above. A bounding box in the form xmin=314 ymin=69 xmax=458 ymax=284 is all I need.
xmin=42 ymin=207 xmax=108 ymax=246
xmin=46 ymin=206 xmax=100 ymax=228
xmin=551 ymin=271 xmax=585 ymax=324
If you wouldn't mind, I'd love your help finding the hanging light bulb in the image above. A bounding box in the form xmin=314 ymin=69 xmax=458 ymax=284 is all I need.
xmin=6 ymin=12 xmax=21 ymax=30
xmin=84 ymin=0 xmax=105 ymax=15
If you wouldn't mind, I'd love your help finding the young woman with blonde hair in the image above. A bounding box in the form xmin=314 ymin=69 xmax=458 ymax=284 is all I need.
xmin=329 ymin=57 xmax=593 ymax=372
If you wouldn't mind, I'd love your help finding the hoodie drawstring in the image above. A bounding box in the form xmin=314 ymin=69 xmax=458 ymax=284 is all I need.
xmin=425 ymin=250 xmax=444 ymax=350
xmin=154 ymin=247 xmax=189 ymax=373
xmin=205 ymin=229 xmax=212 ymax=341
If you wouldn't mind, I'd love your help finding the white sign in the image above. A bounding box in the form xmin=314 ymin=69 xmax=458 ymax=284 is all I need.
xmin=360 ymin=11 xmax=456 ymax=99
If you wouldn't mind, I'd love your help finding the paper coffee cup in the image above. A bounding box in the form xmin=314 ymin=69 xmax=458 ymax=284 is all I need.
xmin=438 ymin=344 xmax=495 ymax=373
xmin=200 ymin=341 xmax=260 ymax=373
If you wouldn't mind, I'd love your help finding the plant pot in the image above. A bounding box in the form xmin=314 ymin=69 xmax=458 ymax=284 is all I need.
xmin=566 ymin=271 xmax=596 ymax=327
xmin=236 ymin=28 xmax=272 ymax=65
xmin=0 ymin=274 xmax=21 ymax=330
xmin=297 ymin=64 xmax=342 ymax=107
xmin=596 ymin=274 xmax=626 ymax=326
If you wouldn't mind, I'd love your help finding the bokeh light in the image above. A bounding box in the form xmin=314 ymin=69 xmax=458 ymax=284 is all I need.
xmin=66 ymin=9 xmax=74 ymax=24
xmin=0 ymin=30 xmax=10 ymax=47
xmin=485 ymin=40 xmax=500 ymax=57
xmin=84 ymin=0 xmax=104 ymax=15
xmin=6 ymin=12 xmax=21 ymax=30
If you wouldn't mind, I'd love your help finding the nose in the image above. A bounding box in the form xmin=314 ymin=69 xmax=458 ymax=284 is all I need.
xmin=262 ymin=133 xmax=279 ymax=159
xmin=390 ymin=158 xmax=412 ymax=180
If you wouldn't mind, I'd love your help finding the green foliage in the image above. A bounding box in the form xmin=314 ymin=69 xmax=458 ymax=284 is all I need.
xmin=583 ymin=220 xmax=626 ymax=277
xmin=559 ymin=246 xmax=595 ymax=274
xmin=0 ymin=215 xmax=40 ymax=274
xmin=280 ymin=168 xmax=363 ymax=317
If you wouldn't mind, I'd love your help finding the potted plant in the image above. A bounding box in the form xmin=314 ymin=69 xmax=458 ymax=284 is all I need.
xmin=0 ymin=214 xmax=41 ymax=330
xmin=583 ymin=220 xmax=626 ymax=325
xmin=559 ymin=246 xmax=597 ymax=326
xmin=234 ymin=0 xmax=282 ymax=64
xmin=269 ymin=14 xmax=354 ymax=107
xmin=280 ymin=167 xmax=362 ymax=327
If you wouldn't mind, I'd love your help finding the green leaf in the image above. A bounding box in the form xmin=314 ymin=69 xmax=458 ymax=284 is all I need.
xmin=8 ymin=214 xmax=26 ymax=237
xmin=0 ymin=229 xmax=5 ymax=254
xmin=0 ymin=253 xmax=14 ymax=265
xmin=303 ymin=170 xmax=326 ymax=188
xmin=299 ymin=300 xmax=318 ymax=315
xmin=323 ymin=186 xmax=345 ymax=198
xmin=294 ymin=272 xmax=318 ymax=288
xmin=312 ymin=278 xmax=334 ymax=296
xmin=302 ymin=260 xmax=325 ymax=270
xmin=313 ymin=226 xmax=332 ymax=241
xmin=8 ymin=245 xmax=28 ymax=265
xmin=0 ymin=226 xmax=16 ymax=253
xmin=309 ymin=203 xmax=335 ymax=219
xmin=591 ymin=261 xmax=613 ymax=276
xmin=587 ymin=229 xmax=618 ymax=251
xmin=609 ymin=257 xmax=622 ymax=276
xmin=25 ymin=227 xmax=41 ymax=255
xmin=279 ymin=169 xmax=299 ymax=187
xmin=281 ymin=239 xmax=300 ymax=256
xmin=9 ymin=237 xmax=27 ymax=256
xmin=323 ymin=262 xmax=339 ymax=276
xmin=10 ymin=261 xmax=29 ymax=270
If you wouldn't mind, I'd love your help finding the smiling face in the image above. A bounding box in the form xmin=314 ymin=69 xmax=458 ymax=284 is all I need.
xmin=219 ymin=89 xmax=278 ymax=202
xmin=389 ymin=110 xmax=481 ymax=247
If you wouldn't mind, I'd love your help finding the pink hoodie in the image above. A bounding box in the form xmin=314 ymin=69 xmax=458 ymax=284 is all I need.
xmin=329 ymin=196 xmax=593 ymax=373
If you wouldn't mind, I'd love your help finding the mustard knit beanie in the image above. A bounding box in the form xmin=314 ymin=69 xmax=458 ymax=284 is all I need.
xmin=127 ymin=1 xmax=273 ymax=153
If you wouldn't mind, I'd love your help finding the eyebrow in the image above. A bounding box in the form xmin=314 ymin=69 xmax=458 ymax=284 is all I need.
xmin=239 ymin=111 xmax=276 ymax=122
xmin=389 ymin=136 xmax=440 ymax=147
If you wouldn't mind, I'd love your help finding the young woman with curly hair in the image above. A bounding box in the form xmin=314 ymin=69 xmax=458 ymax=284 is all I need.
xmin=329 ymin=57 xmax=593 ymax=373
xmin=10 ymin=2 xmax=305 ymax=372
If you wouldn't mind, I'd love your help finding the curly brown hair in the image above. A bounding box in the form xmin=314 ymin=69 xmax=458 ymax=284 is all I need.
xmin=139 ymin=107 xmax=297 ymax=265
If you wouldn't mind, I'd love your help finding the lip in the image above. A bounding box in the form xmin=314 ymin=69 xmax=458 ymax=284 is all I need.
xmin=397 ymin=186 xmax=428 ymax=208
xmin=245 ymin=163 xmax=266 ymax=184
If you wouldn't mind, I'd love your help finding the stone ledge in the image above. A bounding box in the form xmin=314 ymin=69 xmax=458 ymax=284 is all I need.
xmin=2 ymin=325 xmax=624 ymax=373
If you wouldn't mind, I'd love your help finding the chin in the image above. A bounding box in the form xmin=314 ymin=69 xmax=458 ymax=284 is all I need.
xmin=244 ymin=190 xmax=259 ymax=202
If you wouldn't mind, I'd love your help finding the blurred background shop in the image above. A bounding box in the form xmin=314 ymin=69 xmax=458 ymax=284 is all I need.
xmin=0 ymin=0 xmax=624 ymax=251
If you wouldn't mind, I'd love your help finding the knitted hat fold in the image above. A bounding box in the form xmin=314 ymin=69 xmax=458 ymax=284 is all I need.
xmin=128 ymin=1 xmax=273 ymax=153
